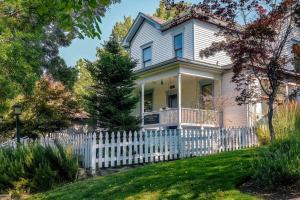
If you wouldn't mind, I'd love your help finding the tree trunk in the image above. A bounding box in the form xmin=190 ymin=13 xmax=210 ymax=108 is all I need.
xmin=268 ymin=98 xmax=276 ymax=141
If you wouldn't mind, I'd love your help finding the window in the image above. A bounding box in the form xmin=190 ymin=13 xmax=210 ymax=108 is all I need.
xmin=293 ymin=44 xmax=300 ymax=73
xmin=200 ymin=83 xmax=214 ymax=109
xmin=143 ymin=46 xmax=152 ymax=68
xmin=174 ymin=33 xmax=183 ymax=58
xmin=144 ymin=91 xmax=153 ymax=112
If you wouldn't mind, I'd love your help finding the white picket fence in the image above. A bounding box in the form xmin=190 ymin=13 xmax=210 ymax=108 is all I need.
xmin=0 ymin=137 xmax=30 ymax=149
xmin=40 ymin=127 xmax=258 ymax=173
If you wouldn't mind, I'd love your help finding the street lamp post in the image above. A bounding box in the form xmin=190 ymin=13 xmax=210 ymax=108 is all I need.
xmin=13 ymin=104 xmax=22 ymax=143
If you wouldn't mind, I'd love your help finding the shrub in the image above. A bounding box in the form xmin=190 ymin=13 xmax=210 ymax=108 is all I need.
xmin=0 ymin=143 xmax=79 ymax=193
xmin=256 ymin=101 xmax=300 ymax=144
xmin=252 ymin=132 xmax=300 ymax=189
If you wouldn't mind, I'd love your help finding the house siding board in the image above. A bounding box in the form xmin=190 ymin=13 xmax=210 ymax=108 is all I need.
xmin=194 ymin=21 xmax=231 ymax=66
xmin=130 ymin=21 xmax=194 ymax=70
xmin=280 ymin=23 xmax=300 ymax=71
xmin=221 ymin=71 xmax=248 ymax=127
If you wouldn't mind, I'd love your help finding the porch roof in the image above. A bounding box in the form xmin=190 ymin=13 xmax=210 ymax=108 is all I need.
xmin=135 ymin=57 xmax=230 ymax=76
xmin=135 ymin=58 xmax=225 ymax=84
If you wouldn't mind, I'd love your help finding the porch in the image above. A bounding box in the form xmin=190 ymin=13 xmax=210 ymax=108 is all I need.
xmin=144 ymin=108 xmax=220 ymax=128
xmin=135 ymin=65 xmax=223 ymax=130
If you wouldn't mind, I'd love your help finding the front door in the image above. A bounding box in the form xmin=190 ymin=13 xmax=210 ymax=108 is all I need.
xmin=168 ymin=94 xmax=178 ymax=108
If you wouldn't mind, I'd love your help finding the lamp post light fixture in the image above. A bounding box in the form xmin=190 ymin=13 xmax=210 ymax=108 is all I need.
xmin=13 ymin=104 xmax=22 ymax=143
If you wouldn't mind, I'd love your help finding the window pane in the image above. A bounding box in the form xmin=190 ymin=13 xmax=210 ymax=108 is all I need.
xmin=174 ymin=34 xmax=182 ymax=50
xmin=293 ymin=44 xmax=300 ymax=72
xmin=294 ymin=57 xmax=300 ymax=73
xmin=168 ymin=94 xmax=177 ymax=108
xmin=144 ymin=60 xmax=151 ymax=68
xmin=175 ymin=49 xmax=182 ymax=58
xmin=143 ymin=47 xmax=151 ymax=62
xmin=201 ymin=84 xmax=213 ymax=109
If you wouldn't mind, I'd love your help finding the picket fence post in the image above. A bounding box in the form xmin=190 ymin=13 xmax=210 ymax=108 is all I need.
xmin=91 ymin=132 xmax=97 ymax=174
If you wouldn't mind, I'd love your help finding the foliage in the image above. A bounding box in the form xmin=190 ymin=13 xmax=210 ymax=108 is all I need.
xmin=0 ymin=75 xmax=79 ymax=138
xmin=111 ymin=16 xmax=133 ymax=43
xmin=155 ymin=0 xmax=189 ymax=20
xmin=0 ymin=143 xmax=79 ymax=193
xmin=73 ymin=59 xmax=94 ymax=111
xmin=252 ymin=131 xmax=300 ymax=189
xmin=257 ymin=101 xmax=300 ymax=144
xmin=0 ymin=0 xmax=119 ymax=113
xmin=22 ymin=75 xmax=79 ymax=137
xmin=87 ymin=37 xmax=140 ymax=132
xmin=31 ymin=149 xmax=257 ymax=200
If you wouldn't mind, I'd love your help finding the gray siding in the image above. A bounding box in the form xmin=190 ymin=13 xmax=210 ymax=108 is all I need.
xmin=130 ymin=20 xmax=194 ymax=70
xmin=282 ymin=25 xmax=300 ymax=71
xmin=221 ymin=71 xmax=249 ymax=127
xmin=194 ymin=21 xmax=231 ymax=66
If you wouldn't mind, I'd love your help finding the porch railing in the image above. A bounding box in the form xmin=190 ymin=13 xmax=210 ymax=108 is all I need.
xmin=144 ymin=108 xmax=219 ymax=127
xmin=181 ymin=108 xmax=219 ymax=126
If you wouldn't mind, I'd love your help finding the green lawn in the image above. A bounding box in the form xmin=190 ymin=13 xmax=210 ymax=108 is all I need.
xmin=30 ymin=149 xmax=261 ymax=200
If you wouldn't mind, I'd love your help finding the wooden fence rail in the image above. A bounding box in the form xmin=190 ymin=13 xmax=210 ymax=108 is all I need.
xmin=40 ymin=127 xmax=258 ymax=173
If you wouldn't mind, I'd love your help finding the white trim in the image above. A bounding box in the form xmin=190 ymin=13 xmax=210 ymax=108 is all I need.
xmin=178 ymin=73 xmax=182 ymax=129
xmin=123 ymin=12 xmax=162 ymax=47
xmin=192 ymin=19 xmax=195 ymax=60
xmin=140 ymin=41 xmax=153 ymax=49
xmin=141 ymin=83 xmax=145 ymax=128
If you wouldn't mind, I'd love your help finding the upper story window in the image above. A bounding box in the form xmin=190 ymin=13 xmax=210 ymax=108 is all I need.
xmin=143 ymin=46 xmax=152 ymax=68
xmin=292 ymin=44 xmax=300 ymax=73
xmin=174 ymin=33 xmax=183 ymax=58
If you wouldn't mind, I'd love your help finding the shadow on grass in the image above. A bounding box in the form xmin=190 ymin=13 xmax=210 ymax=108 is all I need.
xmin=31 ymin=149 xmax=259 ymax=200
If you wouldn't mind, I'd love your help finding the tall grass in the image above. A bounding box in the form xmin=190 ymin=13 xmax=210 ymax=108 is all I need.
xmin=0 ymin=143 xmax=79 ymax=194
xmin=257 ymin=101 xmax=300 ymax=144
xmin=252 ymin=130 xmax=300 ymax=189
xmin=253 ymin=101 xmax=300 ymax=189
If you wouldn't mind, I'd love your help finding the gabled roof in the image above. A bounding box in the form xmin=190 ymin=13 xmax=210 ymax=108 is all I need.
xmin=122 ymin=12 xmax=165 ymax=47
xmin=123 ymin=10 xmax=235 ymax=48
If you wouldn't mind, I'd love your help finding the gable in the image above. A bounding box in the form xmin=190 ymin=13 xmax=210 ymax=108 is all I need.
xmin=123 ymin=13 xmax=164 ymax=47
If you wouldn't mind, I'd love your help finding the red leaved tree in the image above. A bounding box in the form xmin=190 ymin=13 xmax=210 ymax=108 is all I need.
xmin=165 ymin=0 xmax=300 ymax=141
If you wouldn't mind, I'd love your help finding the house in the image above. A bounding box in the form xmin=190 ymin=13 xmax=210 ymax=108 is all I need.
xmin=123 ymin=11 xmax=300 ymax=130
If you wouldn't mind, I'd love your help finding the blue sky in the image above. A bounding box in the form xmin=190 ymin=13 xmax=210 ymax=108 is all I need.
xmin=60 ymin=0 xmax=161 ymax=67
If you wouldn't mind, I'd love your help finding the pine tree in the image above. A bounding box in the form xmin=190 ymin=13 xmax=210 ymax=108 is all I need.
xmin=87 ymin=37 xmax=140 ymax=132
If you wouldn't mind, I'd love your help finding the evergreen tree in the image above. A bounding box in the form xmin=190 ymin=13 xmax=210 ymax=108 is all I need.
xmin=87 ymin=37 xmax=140 ymax=132
xmin=154 ymin=0 xmax=190 ymax=20
xmin=111 ymin=16 xmax=133 ymax=43
xmin=74 ymin=59 xmax=94 ymax=111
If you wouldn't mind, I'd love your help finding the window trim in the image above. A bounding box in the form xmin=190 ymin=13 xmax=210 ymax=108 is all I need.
xmin=142 ymin=45 xmax=152 ymax=68
xmin=173 ymin=33 xmax=183 ymax=58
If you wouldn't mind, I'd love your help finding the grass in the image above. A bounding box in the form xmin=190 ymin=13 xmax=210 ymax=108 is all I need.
xmin=30 ymin=149 xmax=260 ymax=200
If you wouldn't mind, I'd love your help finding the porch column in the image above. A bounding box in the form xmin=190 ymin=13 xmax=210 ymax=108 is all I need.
xmin=285 ymin=82 xmax=289 ymax=101
xmin=141 ymin=83 xmax=145 ymax=127
xmin=177 ymin=74 xmax=182 ymax=129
